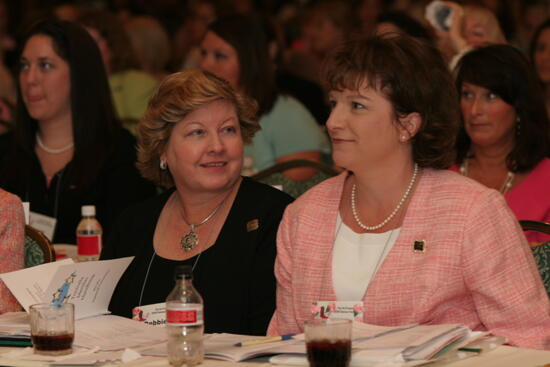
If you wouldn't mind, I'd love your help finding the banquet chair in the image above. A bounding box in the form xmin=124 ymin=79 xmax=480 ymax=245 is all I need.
xmin=25 ymin=225 xmax=56 ymax=267
xmin=520 ymin=220 xmax=550 ymax=298
xmin=250 ymin=159 xmax=340 ymax=198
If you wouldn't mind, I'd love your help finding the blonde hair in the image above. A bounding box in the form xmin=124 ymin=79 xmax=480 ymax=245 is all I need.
xmin=125 ymin=16 xmax=171 ymax=74
xmin=462 ymin=5 xmax=506 ymax=45
xmin=137 ymin=69 xmax=259 ymax=187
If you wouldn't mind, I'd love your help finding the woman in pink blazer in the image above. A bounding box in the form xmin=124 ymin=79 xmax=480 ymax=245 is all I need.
xmin=0 ymin=189 xmax=24 ymax=313
xmin=267 ymin=35 xmax=550 ymax=349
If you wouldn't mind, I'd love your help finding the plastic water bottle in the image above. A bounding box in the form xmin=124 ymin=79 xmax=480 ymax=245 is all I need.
xmin=76 ymin=205 xmax=102 ymax=262
xmin=166 ymin=265 xmax=204 ymax=367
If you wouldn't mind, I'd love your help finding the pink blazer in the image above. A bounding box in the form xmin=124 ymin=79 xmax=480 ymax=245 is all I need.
xmin=0 ymin=189 xmax=24 ymax=314
xmin=268 ymin=169 xmax=550 ymax=349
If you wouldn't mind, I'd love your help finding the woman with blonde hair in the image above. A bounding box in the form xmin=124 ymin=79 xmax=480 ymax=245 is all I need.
xmin=102 ymin=69 xmax=293 ymax=335
xmin=125 ymin=16 xmax=171 ymax=81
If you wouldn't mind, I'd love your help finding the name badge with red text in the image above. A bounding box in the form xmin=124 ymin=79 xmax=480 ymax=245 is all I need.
xmin=132 ymin=302 xmax=166 ymax=327
xmin=166 ymin=303 xmax=203 ymax=327
xmin=311 ymin=301 xmax=364 ymax=321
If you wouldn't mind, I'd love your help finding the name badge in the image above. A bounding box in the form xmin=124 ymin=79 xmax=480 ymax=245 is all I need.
xmin=132 ymin=302 xmax=166 ymax=327
xmin=312 ymin=301 xmax=364 ymax=321
xmin=29 ymin=211 xmax=57 ymax=241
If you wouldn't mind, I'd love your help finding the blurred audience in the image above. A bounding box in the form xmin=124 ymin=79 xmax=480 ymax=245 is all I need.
xmin=452 ymin=44 xmax=550 ymax=242
xmin=125 ymin=15 xmax=171 ymax=81
xmin=376 ymin=10 xmax=434 ymax=43
xmin=0 ymin=188 xmax=24 ymax=314
xmin=199 ymin=14 xmax=330 ymax=180
xmin=0 ymin=20 xmax=155 ymax=244
xmin=531 ymin=19 xmax=550 ymax=118
xmin=80 ymin=11 xmax=158 ymax=131
xmin=173 ymin=0 xmax=217 ymax=71
xmin=429 ymin=2 xmax=506 ymax=68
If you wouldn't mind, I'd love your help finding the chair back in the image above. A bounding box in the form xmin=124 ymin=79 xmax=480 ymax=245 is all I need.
xmin=25 ymin=225 xmax=55 ymax=267
xmin=251 ymin=159 xmax=340 ymax=198
xmin=531 ymin=241 xmax=550 ymax=298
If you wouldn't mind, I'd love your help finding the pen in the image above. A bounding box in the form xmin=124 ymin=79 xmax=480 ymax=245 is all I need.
xmin=235 ymin=334 xmax=296 ymax=347
xmin=457 ymin=347 xmax=482 ymax=353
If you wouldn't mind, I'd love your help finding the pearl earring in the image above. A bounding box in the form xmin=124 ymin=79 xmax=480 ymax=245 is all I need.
xmin=160 ymin=160 xmax=167 ymax=170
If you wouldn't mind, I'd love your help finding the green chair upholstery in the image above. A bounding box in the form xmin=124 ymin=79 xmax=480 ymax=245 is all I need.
xmin=24 ymin=225 xmax=55 ymax=268
xmin=532 ymin=242 xmax=550 ymax=298
xmin=250 ymin=159 xmax=340 ymax=198
xmin=519 ymin=220 xmax=550 ymax=298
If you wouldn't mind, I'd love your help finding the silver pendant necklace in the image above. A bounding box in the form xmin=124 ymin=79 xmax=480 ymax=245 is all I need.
xmin=351 ymin=163 xmax=419 ymax=231
xmin=179 ymin=199 xmax=225 ymax=252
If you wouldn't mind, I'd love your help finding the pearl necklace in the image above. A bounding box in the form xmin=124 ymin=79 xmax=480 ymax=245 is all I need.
xmin=459 ymin=159 xmax=514 ymax=194
xmin=36 ymin=133 xmax=74 ymax=154
xmin=351 ymin=163 xmax=419 ymax=231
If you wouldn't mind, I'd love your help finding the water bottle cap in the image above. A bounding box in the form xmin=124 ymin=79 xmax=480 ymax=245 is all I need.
xmin=82 ymin=205 xmax=96 ymax=216
xmin=174 ymin=265 xmax=192 ymax=279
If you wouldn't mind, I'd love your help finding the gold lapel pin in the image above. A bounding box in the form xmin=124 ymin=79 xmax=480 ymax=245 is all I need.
xmin=413 ymin=240 xmax=425 ymax=253
xmin=247 ymin=219 xmax=259 ymax=232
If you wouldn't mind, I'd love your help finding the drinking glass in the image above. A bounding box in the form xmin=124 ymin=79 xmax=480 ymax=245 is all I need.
xmin=29 ymin=303 xmax=75 ymax=355
xmin=305 ymin=319 xmax=352 ymax=367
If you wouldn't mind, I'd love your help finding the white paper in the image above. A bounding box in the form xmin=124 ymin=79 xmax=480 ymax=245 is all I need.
xmin=0 ymin=257 xmax=133 ymax=319
xmin=29 ymin=211 xmax=57 ymax=241
xmin=0 ymin=259 xmax=74 ymax=310
xmin=74 ymin=315 xmax=166 ymax=351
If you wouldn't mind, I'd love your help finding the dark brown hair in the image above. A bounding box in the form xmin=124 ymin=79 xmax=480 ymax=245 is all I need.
xmin=454 ymin=44 xmax=550 ymax=172
xmin=207 ymin=14 xmax=277 ymax=116
xmin=322 ymin=34 xmax=460 ymax=169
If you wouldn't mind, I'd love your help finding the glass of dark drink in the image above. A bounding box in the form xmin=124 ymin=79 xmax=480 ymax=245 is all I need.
xmin=29 ymin=303 xmax=75 ymax=356
xmin=305 ymin=319 xmax=351 ymax=367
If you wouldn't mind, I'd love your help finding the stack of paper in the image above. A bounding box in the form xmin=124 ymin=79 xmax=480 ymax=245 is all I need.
xmin=141 ymin=321 xmax=473 ymax=365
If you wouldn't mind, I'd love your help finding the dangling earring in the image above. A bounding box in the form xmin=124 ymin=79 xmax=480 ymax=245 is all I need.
xmin=160 ymin=159 xmax=167 ymax=170
xmin=516 ymin=115 xmax=521 ymax=136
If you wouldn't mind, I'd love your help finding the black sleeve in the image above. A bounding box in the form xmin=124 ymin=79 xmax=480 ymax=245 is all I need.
xmin=246 ymin=187 xmax=293 ymax=335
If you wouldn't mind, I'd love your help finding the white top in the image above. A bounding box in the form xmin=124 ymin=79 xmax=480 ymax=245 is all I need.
xmin=332 ymin=215 xmax=400 ymax=301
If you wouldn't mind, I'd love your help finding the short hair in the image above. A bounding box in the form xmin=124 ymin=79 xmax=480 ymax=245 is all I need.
xmin=125 ymin=16 xmax=171 ymax=74
xmin=454 ymin=44 xmax=550 ymax=172
xmin=11 ymin=19 xmax=118 ymax=191
xmin=137 ymin=69 xmax=259 ymax=187
xmin=207 ymin=14 xmax=277 ymax=116
xmin=80 ymin=10 xmax=138 ymax=73
xmin=322 ymin=34 xmax=460 ymax=169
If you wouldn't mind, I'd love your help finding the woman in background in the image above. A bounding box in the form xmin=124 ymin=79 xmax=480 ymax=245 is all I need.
xmin=453 ymin=44 xmax=550 ymax=242
xmin=80 ymin=11 xmax=158 ymax=128
xmin=102 ymin=70 xmax=293 ymax=335
xmin=0 ymin=188 xmax=24 ymax=313
xmin=199 ymin=14 xmax=329 ymax=180
xmin=531 ymin=19 xmax=550 ymax=117
xmin=268 ymin=35 xmax=550 ymax=349
xmin=0 ymin=20 xmax=155 ymax=244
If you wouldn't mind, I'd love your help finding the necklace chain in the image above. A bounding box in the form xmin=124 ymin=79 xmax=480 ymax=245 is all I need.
xmin=351 ymin=163 xmax=419 ymax=231
xmin=178 ymin=196 xmax=226 ymax=252
xmin=36 ymin=133 xmax=74 ymax=154
xmin=459 ymin=159 xmax=514 ymax=194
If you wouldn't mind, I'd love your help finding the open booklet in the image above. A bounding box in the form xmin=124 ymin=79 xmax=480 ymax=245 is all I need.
xmin=0 ymin=257 xmax=133 ymax=319
xmin=141 ymin=321 xmax=476 ymax=364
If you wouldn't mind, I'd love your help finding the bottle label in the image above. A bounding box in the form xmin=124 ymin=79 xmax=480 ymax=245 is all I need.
xmin=166 ymin=304 xmax=203 ymax=326
xmin=77 ymin=235 xmax=102 ymax=255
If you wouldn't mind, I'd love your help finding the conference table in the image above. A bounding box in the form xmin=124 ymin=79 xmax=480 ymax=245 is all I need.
xmin=0 ymin=345 xmax=549 ymax=367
